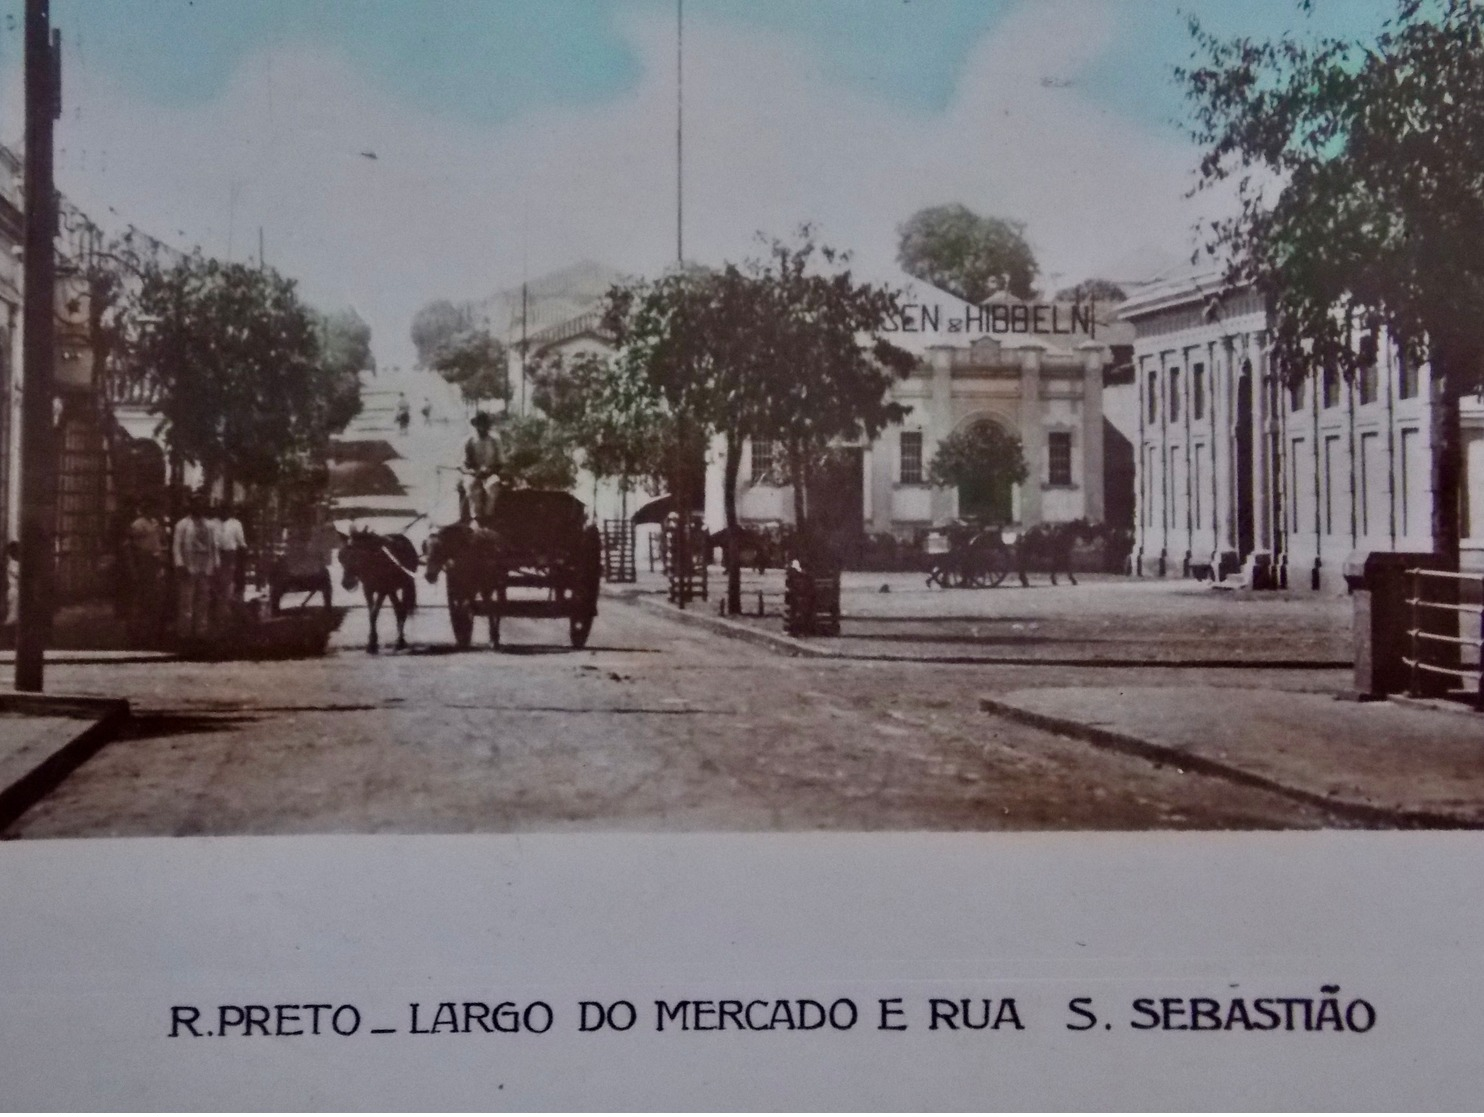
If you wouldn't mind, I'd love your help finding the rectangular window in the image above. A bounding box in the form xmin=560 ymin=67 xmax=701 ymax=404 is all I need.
xmin=1192 ymin=363 xmax=1206 ymax=420
xmin=1047 ymin=431 xmax=1073 ymax=486
xmin=1168 ymin=367 xmax=1181 ymax=422
xmin=1170 ymin=445 xmax=1184 ymax=530
xmin=899 ymin=431 xmax=923 ymax=485
xmin=1193 ymin=442 xmax=1205 ymax=526
xmin=1360 ymin=431 xmax=1382 ymax=537
xmin=1400 ymin=427 xmax=1422 ymax=536
xmin=1289 ymin=375 xmax=1306 ymax=412
xmin=1398 ymin=350 xmax=1419 ymax=399
xmin=749 ymin=439 xmax=774 ymax=483
xmin=1358 ymin=360 xmax=1379 ymax=405
xmin=1143 ymin=445 xmax=1157 ymax=527
xmin=1290 ymin=437 xmax=1308 ymax=533
xmin=1322 ymin=363 xmax=1341 ymax=409
xmin=1147 ymin=370 xmax=1158 ymax=424
xmin=1323 ymin=435 xmax=1341 ymax=534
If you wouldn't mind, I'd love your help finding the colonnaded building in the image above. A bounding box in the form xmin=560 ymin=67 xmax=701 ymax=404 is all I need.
xmin=703 ymin=276 xmax=1131 ymax=544
xmin=1118 ymin=267 xmax=1484 ymax=593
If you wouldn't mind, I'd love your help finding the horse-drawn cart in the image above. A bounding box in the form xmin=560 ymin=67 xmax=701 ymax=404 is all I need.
xmin=426 ymin=490 xmax=602 ymax=649
xmin=926 ymin=526 xmax=1015 ymax=588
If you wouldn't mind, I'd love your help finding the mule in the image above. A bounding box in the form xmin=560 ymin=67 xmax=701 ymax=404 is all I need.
xmin=1012 ymin=518 xmax=1106 ymax=586
xmin=340 ymin=529 xmax=420 ymax=652
xmin=424 ymin=521 xmax=504 ymax=648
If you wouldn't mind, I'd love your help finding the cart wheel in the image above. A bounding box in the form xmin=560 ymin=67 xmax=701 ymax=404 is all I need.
xmin=569 ymin=612 xmax=594 ymax=649
xmin=449 ymin=597 xmax=474 ymax=649
xmin=985 ymin=548 xmax=1011 ymax=587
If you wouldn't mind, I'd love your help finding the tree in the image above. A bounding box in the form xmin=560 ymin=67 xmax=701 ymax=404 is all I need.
xmin=750 ymin=234 xmax=916 ymax=558
xmin=897 ymin=204 xmax=1039 ymax=303
xmin=131 ymin=255 xmax=348 ymax=495
xmin=492 ymin=412 xmax=577 ymax=490
xmin=1054 ymin=278 xmax=1127 ymax=303
xmin=316 ymin=308 xmax=372 ymax=432
xmin=605 ymin=235 xmax=914 ymax=610
xmin=1180 ymin=0 xmax=1484 ymax=566
xmin=927 ymin=422 xmax=1028 ymax=523
xmin=429 ymin=326 xmax=510 ymax=404
xmin=410 ymin=298 xmax=474 ymax=367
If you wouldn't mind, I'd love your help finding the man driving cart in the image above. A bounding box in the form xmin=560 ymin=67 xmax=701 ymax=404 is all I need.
xmin=461 ymin=411 xmax=504 ymax=523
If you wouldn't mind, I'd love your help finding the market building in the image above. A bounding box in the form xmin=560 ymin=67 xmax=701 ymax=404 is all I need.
xmin=1118 ymin=267 xmax=1484 ymax=592
xmin=706 ymin=276 xmax=1130 ymax=547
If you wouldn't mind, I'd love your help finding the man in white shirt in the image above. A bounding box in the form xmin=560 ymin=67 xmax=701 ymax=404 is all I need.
xmin=173 ymin=493 xmax=218 ymax=640
xmin=215 ymin=502 xmax=247 ymax=627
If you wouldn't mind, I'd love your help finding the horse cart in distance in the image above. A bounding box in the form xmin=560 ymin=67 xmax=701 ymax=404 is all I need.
xmin=426 ymin=489 xmax=602 ymax=649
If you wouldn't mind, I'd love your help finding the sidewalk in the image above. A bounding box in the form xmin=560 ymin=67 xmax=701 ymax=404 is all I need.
xmin=0 ymin=693 xmax=130 ymax=829
xmin=981 ymin=685 xmax=1484 ymax=827
xmin=630 ymin=569 xmax=1353 ymax=666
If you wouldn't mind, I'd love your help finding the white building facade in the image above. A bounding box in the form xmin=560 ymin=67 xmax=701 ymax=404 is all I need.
xmin=1122 ymin=269 xmax=1484 ymax=591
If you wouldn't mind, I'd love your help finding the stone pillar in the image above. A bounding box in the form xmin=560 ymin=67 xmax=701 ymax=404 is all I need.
xmin=1015 ymin=341 xmax=1048 ymax=526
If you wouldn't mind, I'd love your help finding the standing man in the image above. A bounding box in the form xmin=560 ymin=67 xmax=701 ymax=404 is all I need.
xmin=395 ymin=393 xmax=411 ymax=435
xmin=215 ymin=501 xmax=247 ymax=628
xmin=128 ymin=501 xmax=166 ymax=643
xmin=463 ymin=411 xmax=503 ymax=522
xmin=172 ymin=493 xmax=218 ymax=640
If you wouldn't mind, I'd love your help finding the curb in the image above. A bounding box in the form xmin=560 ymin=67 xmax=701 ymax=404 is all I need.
xmin=978 ymin=695 xmax=1478 ymax=830
xmin=629 ymin=595 xmax=1350 ymax=670
xmin=0 ymin=693 xmax=131 ymax=831
xmin=628 ymin=595 xmax=825 ymax=657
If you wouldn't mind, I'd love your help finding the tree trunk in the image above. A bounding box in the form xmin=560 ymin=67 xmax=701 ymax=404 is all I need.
xmin=1429 ymin=341 xmax=1467 ymax=570
xmin=724 ymin=431 xmax=742 ymax=614
xmin=789 ymin=441 xmax=807 ymax=552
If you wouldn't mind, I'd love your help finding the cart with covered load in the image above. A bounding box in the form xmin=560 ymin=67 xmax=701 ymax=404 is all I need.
xmin=424 ymin=489 xmax=602 ymax=649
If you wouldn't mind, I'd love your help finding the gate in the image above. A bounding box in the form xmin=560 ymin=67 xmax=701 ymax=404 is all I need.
xmin=601 ymin=518 xmax=636 ymax=583
xmin=1405 ymin=568 xmax=1483 ymax=709
xmin=664 ymin=514 xmax=708 ymax=606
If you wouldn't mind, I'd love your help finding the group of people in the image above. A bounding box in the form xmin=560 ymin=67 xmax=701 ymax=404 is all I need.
xmin=122 ymin=494 xmax=248 ymax=643
xmin=394 ymin=393 xmax=435 ymax=435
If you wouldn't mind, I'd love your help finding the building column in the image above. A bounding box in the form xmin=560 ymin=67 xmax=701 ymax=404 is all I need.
xmin=927 ymin=349 xmax=954 ymax=525
xmin=1016 ymin=342 xmax=1047 ymax=526
xmin=1078 ymin=342 xmax=1105 ymax=523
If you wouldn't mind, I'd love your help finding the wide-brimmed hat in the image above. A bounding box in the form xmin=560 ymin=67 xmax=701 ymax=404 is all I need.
xmin=470 ymin=411 xmax=493 ymax=430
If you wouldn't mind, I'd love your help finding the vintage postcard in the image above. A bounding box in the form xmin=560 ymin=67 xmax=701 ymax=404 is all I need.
xmin=0 ymin=0 xmax=1481 ymax=1108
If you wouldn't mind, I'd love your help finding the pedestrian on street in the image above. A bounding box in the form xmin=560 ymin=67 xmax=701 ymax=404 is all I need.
xmin=395 ymin=393 xmax=411 ymax=434
xmin=215 ymin=501 xmax=247 ymax=628
xmin=128 ymin=501 xmax=166 ymax=643
xmin=172 ymin=493 xmax=218 ymax=641
xmin=421 ymin=397 xmax=433 ymax=424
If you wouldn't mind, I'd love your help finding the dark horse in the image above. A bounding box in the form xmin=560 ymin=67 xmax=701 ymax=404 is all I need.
xmin=1012 ymin=518 xmax=1106 ymax=586
xmin=424 ymin=521 xmax=504 ymax=648
xmin=340 ymin=529 xmax=420 ymax=652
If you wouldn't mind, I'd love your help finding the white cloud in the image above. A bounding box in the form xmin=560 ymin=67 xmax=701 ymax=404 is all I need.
xmin=31 ymin=0 xmax=1210 ymax=369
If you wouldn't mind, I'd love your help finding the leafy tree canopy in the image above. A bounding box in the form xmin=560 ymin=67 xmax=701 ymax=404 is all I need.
xmin=410 ymin=299 xmax=474 ymax=367
xmin=897 ymin=204 xmax=1039 ymax=303
xmin=132 ymin=255 xmax=348 ymax=487
xmin=315 ymin=307 xmax=371 ymax=431
xmin=429 ymin=325 xmax=510 ymax=404
xmin=927 ymin=421 xmax=1028 ymax=522
xmin=491 ymin=411 xmax=577 ymax=491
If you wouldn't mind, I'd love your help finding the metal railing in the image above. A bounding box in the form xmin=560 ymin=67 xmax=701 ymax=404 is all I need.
xmin=1404 ymin=568 xmax=1484 ymax=709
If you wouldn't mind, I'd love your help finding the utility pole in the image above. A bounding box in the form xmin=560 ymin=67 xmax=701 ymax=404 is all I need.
xmin=676 ymin=0 xmax=684 ymax=266
xmin=16 ymin=0 xmax=60 ymax=692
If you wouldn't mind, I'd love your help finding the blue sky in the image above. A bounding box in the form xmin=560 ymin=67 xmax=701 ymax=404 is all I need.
xmin=2 ymin=0 xmax=1394 ymax=134
xmin=0 ymin=1 xmax=1402 ymax=367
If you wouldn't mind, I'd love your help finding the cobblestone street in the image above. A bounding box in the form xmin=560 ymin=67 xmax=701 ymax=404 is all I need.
xmin=2 ymin=580 xmax=1359 ymax=837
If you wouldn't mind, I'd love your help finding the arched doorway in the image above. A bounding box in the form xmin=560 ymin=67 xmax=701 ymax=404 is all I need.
xmin=954 ymin=417 xmax=1018 ymax=524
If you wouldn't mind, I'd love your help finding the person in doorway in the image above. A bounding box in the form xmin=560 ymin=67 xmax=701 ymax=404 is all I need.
xmin=463 ymin=411 xmax=503 ymax=522
xmin=172 ymin=493 xmax=218 ymax=640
